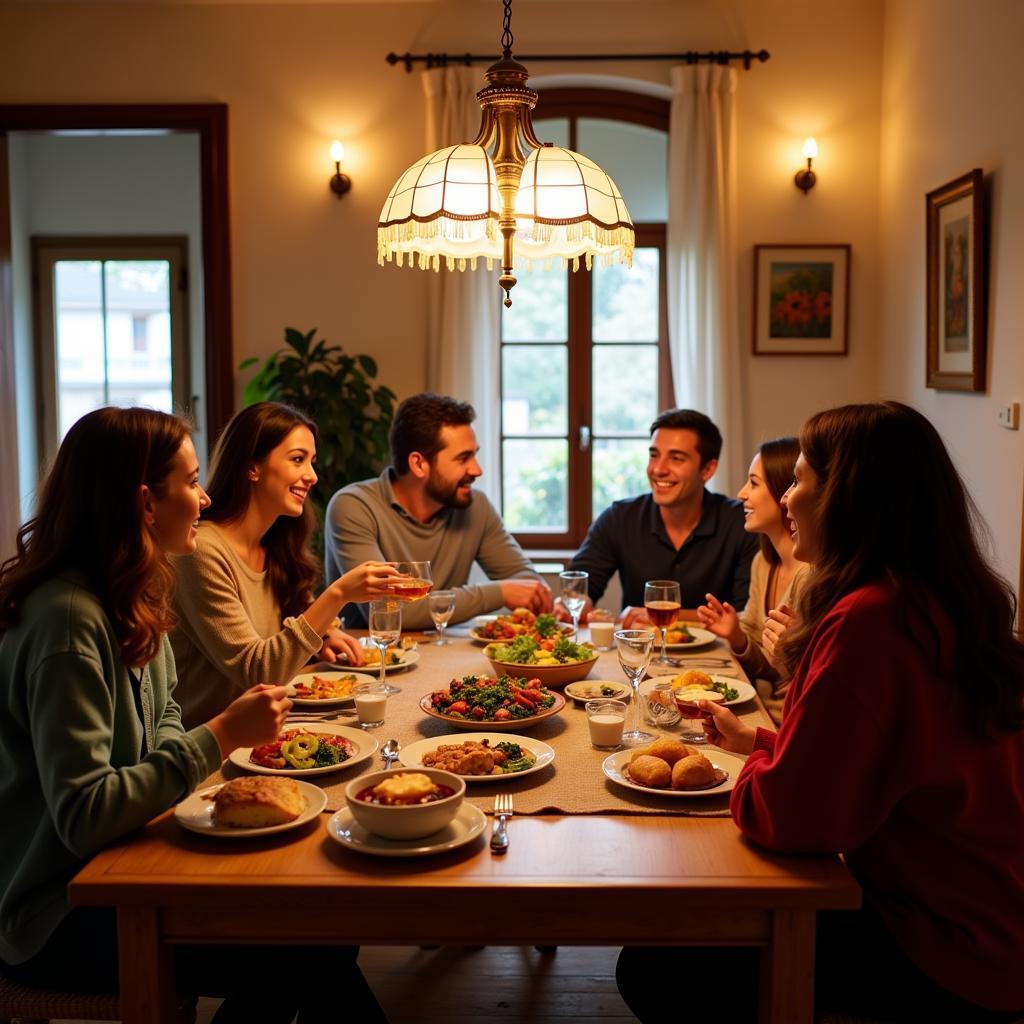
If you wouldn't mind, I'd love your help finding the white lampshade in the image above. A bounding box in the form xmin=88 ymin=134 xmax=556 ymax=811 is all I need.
xmin=514 ymin=146 xmax=634 ymax=270
xmin=377 ymin=144 xmax=502 ymax=270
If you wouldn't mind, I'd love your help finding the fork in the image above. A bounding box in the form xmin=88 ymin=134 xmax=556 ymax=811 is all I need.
xmin=490 ymin=793 xmax=513 ymax=855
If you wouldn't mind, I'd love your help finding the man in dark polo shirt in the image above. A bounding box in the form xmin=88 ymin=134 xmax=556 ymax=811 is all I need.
xmin=564 ymin=409 xmax=759 ymax=626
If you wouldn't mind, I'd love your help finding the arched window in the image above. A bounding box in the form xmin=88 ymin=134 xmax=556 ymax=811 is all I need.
xmin=499 ymin=89 xmax=670 ymax=549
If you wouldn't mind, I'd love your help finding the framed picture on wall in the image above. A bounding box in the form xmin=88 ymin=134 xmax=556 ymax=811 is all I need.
xmin=752 ymin=244 xmax=850 ymax=355
xmin=926 ymin=169 xmax=986 ymax=391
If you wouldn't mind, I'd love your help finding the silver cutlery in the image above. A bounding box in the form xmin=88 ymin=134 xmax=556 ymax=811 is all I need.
xmin=286 ymin=710 xmax=357 ymax=721
xmin=490 ymin=792 xmax=512 ymax=855
xmin=381 ymin=738 xmax=401 ymax=769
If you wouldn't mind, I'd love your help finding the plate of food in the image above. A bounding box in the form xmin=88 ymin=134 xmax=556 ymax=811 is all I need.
xmin=602 ymin=739 xmax=746 ymax=798
xmin=229 ymin=723 xmax=378 ymax=776
xmin=286 ymin=670 xmax=359 ymax=707
xmin=420 ymin=675 xmax=566 ymax=731
xmin=641 ymin=670 xmax=756 ymax=709
xmin=325 ymin=803 xmax=487 ymax=858
xmin=468 ymin=608 xmax=574 ymax=645
xmin=661 ymin=622 xmax=719 ymax=651
xmin=175 ymin=777 xmax=327 ymax=837
xmin=482 ymin=634 xmax=599 ymax=686
xmin=398 ymin=733 xmax=555 ymax=782
xmin=345 ymin=640 xmax=420 ymax=674
xmin=563 ymin=679 xmax=631 ymax=705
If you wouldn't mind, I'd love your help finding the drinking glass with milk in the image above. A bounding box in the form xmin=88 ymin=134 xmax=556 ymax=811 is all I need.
xmin=585 ymin=699 xmax=627 ymax=750
xmin=354 ymin=681 xmax=388 ymax=728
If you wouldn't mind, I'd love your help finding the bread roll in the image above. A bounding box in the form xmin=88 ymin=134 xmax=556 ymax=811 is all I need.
xmin=671 ymin=753 xmax=718 ymax=789
xmin=671 ymin=669 xmax=714 ymax=691
xmin=213 ymin=776 xmax=305 ymax=828
xmin=628 ymin=755 xmax=672 ymax=788
xmin=644 ymin=738 xmax=692 ymax=766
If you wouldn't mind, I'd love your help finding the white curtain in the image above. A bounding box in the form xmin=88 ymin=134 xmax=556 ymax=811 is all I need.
xmin=667 ymin=64 xmax=744 ymax=492
xmin=422 ymin=67 xmax=501 ymax=505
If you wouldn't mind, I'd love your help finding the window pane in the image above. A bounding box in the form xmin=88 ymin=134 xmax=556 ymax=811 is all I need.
xmin=501 ymin=264 xmax=568 ymax=342
xmin=593 ymin=248 xmax=660 ymax=342
xmin=105 ymin=261 xmax=173 ymax=412
xmin=592 ymin=438 xmax=649 ymax=516
xmin=503 ymin=439 xmax=567 ymax=533
xmin=502 ymin=345 xmax=567 ymax=435
xmin=577 ymin=118 xmax=667 ymax=221
xmin=593 ymin=344 xmax=659 ymax=434
xmin=532 ymin=117 xmax=569 ymax=148
xmin=54 ymin=261 xmax=105 ymax=440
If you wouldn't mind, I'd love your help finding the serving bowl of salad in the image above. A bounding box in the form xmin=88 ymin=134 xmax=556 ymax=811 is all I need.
xmin=420 ymin=674 xmax=566 ymax=731
xmin=482 ymin=634 xmax=599 ymax=686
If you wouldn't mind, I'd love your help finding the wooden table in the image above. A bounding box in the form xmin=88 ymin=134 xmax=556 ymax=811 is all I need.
xmin=69 ymin=625 xmax=860 ymax=1024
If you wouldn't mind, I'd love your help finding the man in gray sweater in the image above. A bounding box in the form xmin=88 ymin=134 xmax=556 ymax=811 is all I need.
xmin=325 ymin=393 xmax=552 ymax=629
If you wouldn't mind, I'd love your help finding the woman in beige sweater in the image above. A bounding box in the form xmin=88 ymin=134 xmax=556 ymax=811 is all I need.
xmin=172 ymin=402 xmax=397 ymax=728
xmin=697 ymin=437 xmax=809 ymax=724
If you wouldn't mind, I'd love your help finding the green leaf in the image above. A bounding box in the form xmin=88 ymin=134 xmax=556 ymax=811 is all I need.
xmin=238 ymin=356 xmax=259 ymax=370
xmin=358 ymin=354 xmax=378 ymax=377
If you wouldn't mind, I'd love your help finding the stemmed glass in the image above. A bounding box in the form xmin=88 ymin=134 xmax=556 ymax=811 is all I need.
xmin=615 ymin=628 xmax=656 ymax=746
xmin=644 ymin=579 xmax=681 ymax=665
xmin=427 ymin=589 xmax=456 ymax=646
xmin=387 ymin=561 xmax=433 ymax=602
xmin=367 ymin=598 xmax=403 ymax=696
xmin=559 ymin=570 xmax=589 ymax=639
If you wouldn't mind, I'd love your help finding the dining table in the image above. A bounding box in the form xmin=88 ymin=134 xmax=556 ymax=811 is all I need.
xmin=69 ymin=618 xmax=860 ymax=1024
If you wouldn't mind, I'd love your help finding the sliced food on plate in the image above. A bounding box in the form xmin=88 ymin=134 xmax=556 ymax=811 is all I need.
xmin=228 ymin=723 xmax=377 ymax=776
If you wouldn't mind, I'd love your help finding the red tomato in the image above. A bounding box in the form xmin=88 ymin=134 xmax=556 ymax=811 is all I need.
xmin=471 ymin=705 xmax=486 ymax=719
xmin=448 ymin=700 xmax=469 ymax=715
xmin=493 ymin=708 xmax=511 ymax=721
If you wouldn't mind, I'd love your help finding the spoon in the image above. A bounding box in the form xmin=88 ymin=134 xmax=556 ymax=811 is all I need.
xmin=381 ymin=738 xmax=401 ymax=769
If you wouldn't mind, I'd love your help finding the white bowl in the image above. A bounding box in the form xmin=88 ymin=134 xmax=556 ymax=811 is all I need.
xmin=344 ymin=767 xmax=466 ymax=840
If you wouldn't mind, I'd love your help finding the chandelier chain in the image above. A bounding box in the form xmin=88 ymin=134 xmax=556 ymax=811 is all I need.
xmin=501 ymin=0 xmax=514 ymax=58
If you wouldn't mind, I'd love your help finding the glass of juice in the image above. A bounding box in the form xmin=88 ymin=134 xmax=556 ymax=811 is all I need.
xmin=387 ymin=561 xmax=433 ymax=602
xmin=644 ymin=579 xmax=681 ymax=665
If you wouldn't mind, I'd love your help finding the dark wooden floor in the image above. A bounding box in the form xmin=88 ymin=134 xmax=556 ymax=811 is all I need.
xmin=59 ymin=946 xmax=638 ymax=1024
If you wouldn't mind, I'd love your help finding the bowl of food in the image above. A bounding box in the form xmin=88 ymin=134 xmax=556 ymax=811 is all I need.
xmin=344 ymin=768 xmax=466 ymax=840
xmin=482 ymin=635 xmax=599 ymax=687
xmin=420 ymin=675 xmax=566 ymax=731
xmin=469 ymin=609 xmax=574 ymax=645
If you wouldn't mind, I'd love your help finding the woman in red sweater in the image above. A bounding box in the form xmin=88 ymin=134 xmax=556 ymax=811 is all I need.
xmin=617 ymin=402 xmax=1024 ymax=1022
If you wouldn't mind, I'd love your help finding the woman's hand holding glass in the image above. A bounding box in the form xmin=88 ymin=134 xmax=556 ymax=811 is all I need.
xmin=332 ymin=561 xmax=400 ymax=605
xmin=699 ymin=700 xmax=756 ymax=755
xmin=697 ymin=593 xmax=747 ymax=652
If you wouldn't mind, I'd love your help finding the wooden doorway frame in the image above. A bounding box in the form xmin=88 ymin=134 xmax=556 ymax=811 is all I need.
xmin=0 ymin=102 xmax=233 ymax=453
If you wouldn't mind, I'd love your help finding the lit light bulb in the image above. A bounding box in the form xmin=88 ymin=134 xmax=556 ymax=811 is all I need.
xmin=330 ymin=140 xmax=345 ymax=166
xmin=802 ymin=137 xmax=818 ymax=160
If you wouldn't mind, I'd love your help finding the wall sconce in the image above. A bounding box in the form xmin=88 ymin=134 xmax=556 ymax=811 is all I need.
xmin=329 ymin=140 xmax=351 ymax=199
xmin=794 ymin=137 xmax=817 ymax=194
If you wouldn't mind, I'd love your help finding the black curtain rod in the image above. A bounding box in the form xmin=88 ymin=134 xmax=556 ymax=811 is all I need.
xmin=386 ymin=49 xmax=770 ymax=73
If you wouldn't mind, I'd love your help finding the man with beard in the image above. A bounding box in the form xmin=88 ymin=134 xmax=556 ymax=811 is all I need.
xmin=325 ymin=393 xmax=552 ymax=628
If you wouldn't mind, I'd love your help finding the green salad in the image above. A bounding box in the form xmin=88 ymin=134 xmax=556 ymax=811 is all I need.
xmin=486 ymin=634 xmax=595 ymax=665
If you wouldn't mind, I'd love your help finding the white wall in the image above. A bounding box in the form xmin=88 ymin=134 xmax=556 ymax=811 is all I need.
xmin=879 ymin=0 xmax=1023 ymax=594
xmin=0 ymin=0 xmax=885 ymax=487
xmin=7 ymin=132 xmax=206 ymax=516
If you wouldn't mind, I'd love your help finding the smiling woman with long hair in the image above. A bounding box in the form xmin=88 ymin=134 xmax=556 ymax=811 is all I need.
xmin=697 ymin=437 xmax=808 ymax=723
xmin=618 ymin=402 xmax=1024 ymax=1023
xmin=0 ymin=407 xmax=388 ymax=1021
xmin=171 ymin=402 xmax=397 ymax=728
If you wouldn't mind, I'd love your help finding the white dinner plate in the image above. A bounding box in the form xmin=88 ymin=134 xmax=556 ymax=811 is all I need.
xmin=345 ymin=640 xmax=420 ymax=674
xmin=398 ymin=732 xmax=555 ymax=783
xmin=602 ymin=747 xmax=746 ymax=798
xmin=175 ymin=780 xmax=327 ymax=837
xmin=286 ymin=670 xmax=360 ymax=707
xmin=639 ymin=675 xmax=756 ymax=708
xmin=563 ymin=679 xmax=632 ymax=705
xmin=228 ymin=724 xmax=378 ymax=777
xmin=325 ymin=803 xmax=487 ymax=857
xmin=662 ymin=626 xmax=719 ymax=651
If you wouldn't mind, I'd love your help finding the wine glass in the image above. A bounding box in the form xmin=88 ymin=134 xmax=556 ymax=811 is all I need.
xmin=559 ymin=570 xmax=589 ymax=639
xmin=427 ymin=589 xmax=456 ymax=646
xmin=644 ymin=579 xmax=681 ymax=665
xmin=387 ymin=561 xmax=433 ymax=602
xmin=367 ymin=598 xmax=403 ymax=696
xmin=615 ymin=628 xmax=656 ymax=746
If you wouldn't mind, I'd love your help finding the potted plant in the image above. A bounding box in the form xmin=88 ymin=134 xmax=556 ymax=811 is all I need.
xmin=239 ymin=327 xmax=396 ymax=544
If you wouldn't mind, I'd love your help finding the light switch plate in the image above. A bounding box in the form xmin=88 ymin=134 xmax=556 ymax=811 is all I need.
xmin=997 ymin=403 xmax=1020 ymax=430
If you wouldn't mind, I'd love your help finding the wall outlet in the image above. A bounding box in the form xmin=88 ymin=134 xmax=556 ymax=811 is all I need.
xmin=997 ymin=403 xmax=1020 ymax=430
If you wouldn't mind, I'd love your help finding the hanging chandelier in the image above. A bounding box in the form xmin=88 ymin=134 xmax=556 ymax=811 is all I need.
xmin=376 ymin=0 xmax=635 ymax=307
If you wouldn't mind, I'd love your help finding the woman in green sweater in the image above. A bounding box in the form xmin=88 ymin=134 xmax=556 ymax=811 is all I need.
xmin=171 ymin=402 xmax=398 ymax=728
xmin=0 ymin=407 xmax=388 ymax=1023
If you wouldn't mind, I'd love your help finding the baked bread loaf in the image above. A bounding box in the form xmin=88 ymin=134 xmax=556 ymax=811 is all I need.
xmin=672 ymin=753 xmax=718 ymax=789
xmin=212 ymin=776 xmax=305 ymax=828
xmin=628 ymin=755 xmax=672 ymax=788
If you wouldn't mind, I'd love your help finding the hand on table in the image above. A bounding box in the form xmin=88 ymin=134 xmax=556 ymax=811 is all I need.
xmin=700 ymin=700 xmax=756 ymax=755
xmin=208 ymin=684 xmax=292 ymax=755
xmin=318 ymin=628 xmax=364 ymax=666
xmin=500 ymin=578 xmax=554 ymax=615
xmin=620 ymin=606 xmax=651 ymax=629
xmin=697 ymin=593 xmax=745 ymax=651
xmin=762 ymin=603 xmax=795 ymax=669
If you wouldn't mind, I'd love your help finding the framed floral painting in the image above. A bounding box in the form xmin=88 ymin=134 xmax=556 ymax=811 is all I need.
xmin=926 ymin=169 xmax=986 ymax=391
xmin=753 ymin=244 xmax=850 ymax=355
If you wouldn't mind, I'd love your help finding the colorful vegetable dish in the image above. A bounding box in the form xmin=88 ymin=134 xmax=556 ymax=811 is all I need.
xmin=428 ymin=675 xmax=556 ymax=723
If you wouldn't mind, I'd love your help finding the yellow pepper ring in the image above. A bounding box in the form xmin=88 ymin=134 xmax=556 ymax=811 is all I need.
xmin=281 ymin=733 xmax=320 ymax=769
